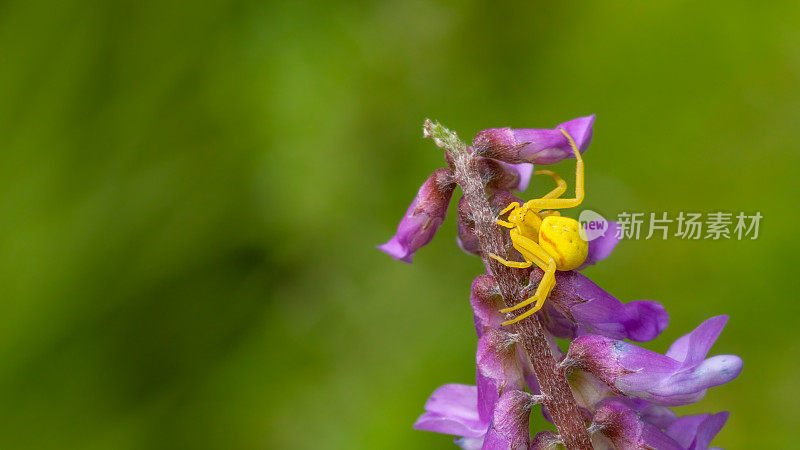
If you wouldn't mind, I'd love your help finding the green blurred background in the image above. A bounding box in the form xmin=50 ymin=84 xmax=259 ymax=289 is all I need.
xmin=0 ymin=0 xmax=797 ymax=448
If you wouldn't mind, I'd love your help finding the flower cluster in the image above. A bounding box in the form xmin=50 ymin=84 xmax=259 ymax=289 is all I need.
xmin=379 ymin=116 xmax=742 ymax=449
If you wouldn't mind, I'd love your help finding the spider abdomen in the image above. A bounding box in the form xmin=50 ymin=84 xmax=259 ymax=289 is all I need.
xmin=538 ymin=216 xmax=588 ymax=271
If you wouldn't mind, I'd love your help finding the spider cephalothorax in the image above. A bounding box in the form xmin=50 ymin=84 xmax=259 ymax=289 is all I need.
xmin=490 ymin=129 xmax=588 ymax=325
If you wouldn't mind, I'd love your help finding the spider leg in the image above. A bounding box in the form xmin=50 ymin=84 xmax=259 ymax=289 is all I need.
xmin=496 ymin=220 xmax=516 ymax=229
xmin=488 ymin=253 xmax=532 ymax=269
xmin=534 ymin=170 xmax=567 ymax=200
xmin=498 ymin=202 xmax=521 ymax=216
xmin=501 ymin=258 xmax=557 ymax=324
xmin=501 ymin=284 xmax=551 ymax=326
xmin=526 ymin=129 xmax=585 ymax=210
xmin=499 ymin=259 xmax=555 ymax=314
xmin=497 ymin=234 xmax=557 ymax=317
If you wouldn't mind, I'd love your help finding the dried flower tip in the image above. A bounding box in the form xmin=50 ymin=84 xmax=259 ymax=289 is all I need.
xmin=423 ymin=118 xmax=467 ymax=152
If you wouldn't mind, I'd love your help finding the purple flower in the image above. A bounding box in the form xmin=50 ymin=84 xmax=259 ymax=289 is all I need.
xmin=378 ymin=168 xmax=455 ymax=263
xmin=414 ymin=384 xmax=488 ymax=442
xmin=665 ymin=411 xmax=729 ymax=450
xmin=414 ymin=385 xmax=540 ymax=450
xmin=589 ymin=399 xmax=729 ymax=450
xmin=473 ymin=115 xmax=595 ymax=165
xmin=591 ymin=400 xmax=683 ymax=449
xmin=390 ymin=118 xmax=741 ymax=448
xmin=536 ymin=270 xmax=669 ymax=342
xmin=564 ymin=316 xmax=743 ymax=406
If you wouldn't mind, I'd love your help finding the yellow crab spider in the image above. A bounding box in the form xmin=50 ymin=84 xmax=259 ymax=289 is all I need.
xmin=489 ymin=129 xmax=588 ymax=326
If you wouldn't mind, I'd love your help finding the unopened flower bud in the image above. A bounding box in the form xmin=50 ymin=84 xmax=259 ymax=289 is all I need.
xmin=378 ymin=168 xmax=455 ymax=263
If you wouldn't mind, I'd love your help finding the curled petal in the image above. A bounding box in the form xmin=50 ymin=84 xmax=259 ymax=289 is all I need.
xmin=579 ymin=221 xmax=622 ymax=270
xmin=378 ymin=168 xmax=455 ymax=263
xmin=537 ymin=270 xmax=668 ymax=342
xmin=414 ymin=384 xmax=488 ymax=438
xmin=591 ymin=400 xmax=683 ymax=450
xmin=473 ymin=115 xmax=595 ymax=165
xmin=565 ymin=317 xmax=743 ymax=406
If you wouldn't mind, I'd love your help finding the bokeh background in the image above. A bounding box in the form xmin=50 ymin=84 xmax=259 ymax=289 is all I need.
xmin=0 ymin=0 xmax=798 ymax=448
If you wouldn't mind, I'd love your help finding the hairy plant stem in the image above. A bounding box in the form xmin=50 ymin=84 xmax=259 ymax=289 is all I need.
xmin=450 ymin=149 xmax=593 ymax=450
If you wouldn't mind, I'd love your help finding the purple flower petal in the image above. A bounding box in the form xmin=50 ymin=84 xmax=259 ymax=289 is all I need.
xmin=378 ymin=168 xmax=455 ymax=263
xmin=579 ymin=221 xmax=622 ymax=270
xmin=665 ymin=411 xmax=729 ymax=450
xmin=565 ymin=317 xmax=743 ymax=406
xmin=538 ymin=270 xmax=668 ymax=342
xmin=539 ymin=302 xmax=578 ymax=339
xmin=414 ymin=384 xmax=488 ymax=438
xmin=473 ymin=115 xmax=595 ymax=165
xmin=454 ymin=436 xmax=484 ymax=450
xmin=626 ymin=398 xmax=679 ymax=430
xmin=498 ymin=161 xmax=534 ymax=192
xmin=665 ymin=315 xmax=728 ymax=368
